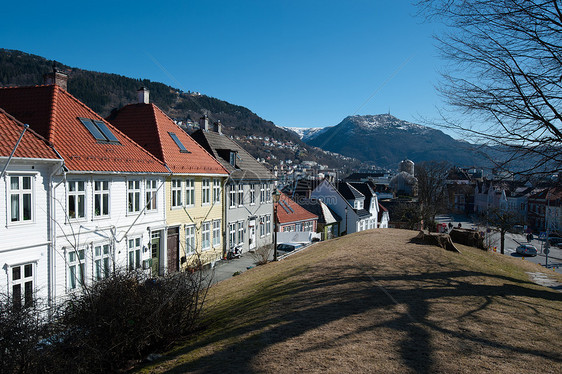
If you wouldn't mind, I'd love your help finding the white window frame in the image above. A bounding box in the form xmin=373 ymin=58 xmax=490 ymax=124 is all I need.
xmin=249 ymin=184 xmax=256 ymax=205
xmin=171 ymin=179 xmax=183 ymax=208
xmin=68 ymin=248 xmax=85 ymax=290
xmin=229 ymin=223 xmax=236 ymax=249
xmin=237 ymin=221 xmax=244 ymax=245
xmin=127 ymin=237 xmax=142 ymax=271
xmin=260 ymin=216 xmax=266 ymax=237
xmin=213 ymin=179 xmax=221 ymax=204
xmin=260 ymin=184 xmax=266 ymax=203
xmin=202 ymin=221 xmax=211 ymax=250
xmin=145 ymin=179 xmax=158 ymax=212
xmin=68 ymin=180 xmax=86 ymax=220
xmin=8 ymin=175 xmax=34 ymax=224
xmin=93 ymin=180 xmax=110 ymax=218
xmin=266 ymin=184 xmax=272 ymax=203
xmin=237 ymin=184 xmax=244 ymax=207
xmin=185 ymin=178 xmax=195 ymax=207
xmin=186 ymin=225 xmax=196 ymax=255
xmin=266 ymin=215 xmax=271 ymax=235
xmin=213 ymin=219 xmax=221 ymax=247
xmin=202 ymin=178 xmax=211 ymax=205
xmin=127 ymin=180 xmax=141 ymax=214
xmin=10 ymin=262 xmax=35 ymax=308
xmin=93 ymin=243 xmax=111 ymax=281
xmin=229 ymin=184 xmax=236 ymax=208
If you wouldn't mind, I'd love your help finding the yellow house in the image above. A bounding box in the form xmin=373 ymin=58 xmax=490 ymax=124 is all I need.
xmin=108 ymin=89 xmax=229 ymax=270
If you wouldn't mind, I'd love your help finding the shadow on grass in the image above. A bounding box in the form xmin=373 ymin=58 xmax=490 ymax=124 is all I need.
xmin=138 ymin=263 xmax=562 ymax=374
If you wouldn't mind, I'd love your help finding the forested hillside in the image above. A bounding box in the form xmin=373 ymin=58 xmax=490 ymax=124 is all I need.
xmin=0 ymin=49 xmax=361 ymax=170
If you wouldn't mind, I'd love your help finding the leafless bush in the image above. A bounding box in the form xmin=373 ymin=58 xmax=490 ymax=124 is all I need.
xmin=251 ymin=244 xmax=273 ymax=265
xmin=0 ymin=268 xmax=209 ymax=374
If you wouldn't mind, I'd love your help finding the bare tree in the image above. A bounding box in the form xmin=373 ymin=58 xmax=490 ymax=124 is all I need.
xmin=481 ymin=207 xmax=524 ymax=254
xmin=416 ymin=161 xmax=450 ymax=230
xmin=417 ymin=0 xmax=562 ymax=176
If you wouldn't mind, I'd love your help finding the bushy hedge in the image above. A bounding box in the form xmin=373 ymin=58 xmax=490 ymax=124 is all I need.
xmin=1 ymin=270 xmax=209 ymax=373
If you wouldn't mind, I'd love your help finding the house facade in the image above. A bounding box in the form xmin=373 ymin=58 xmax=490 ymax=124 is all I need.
xmin=108 ymin=90 xmax=229 ymax=269
xmin=0 ymin=108 xmax=63 ymax=308
xmin=191 ymin=119 xmax=275 ymax=254
xmin=0 ymin=80 xmax=169 ymax=305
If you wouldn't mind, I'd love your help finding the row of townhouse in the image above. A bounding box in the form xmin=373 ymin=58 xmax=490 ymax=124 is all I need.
xmin=0 ymin=72 xmax=274 ymax=309
xmin=473 ymin=178 xmax=562 ymax=234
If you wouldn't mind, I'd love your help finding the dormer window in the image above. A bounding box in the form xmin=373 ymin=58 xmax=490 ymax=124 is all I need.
xmin=79 ymin=118 xmax=120 ymax=144
xmin=168 ymin=132 xmax=190 ymax=153
xmin=230 ymin=151 xmax=237 ymax=167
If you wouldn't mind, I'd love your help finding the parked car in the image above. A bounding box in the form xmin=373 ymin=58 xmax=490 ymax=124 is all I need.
xmin=516 ymin=244 xmax=537 ymax=256
xmin=512 ymin=225 xmax=524 ymax=234
xmin=548 ymin=237 xmax=562 ymax=247
xmin=276 ymin=243 xmax=304 ymax=252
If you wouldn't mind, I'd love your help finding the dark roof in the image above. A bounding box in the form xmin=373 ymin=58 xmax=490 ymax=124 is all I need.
xmin=281 ymin=178 xmax=322 ymax=199
xmin=338 ymin=182 xmax=364 ymax=200
xmin=345 ymin=171 xmax=388 ymax=181
xmin=355 ymin=208 xmax=371 ymax=218
xmin=191 ymin=129 xmax=274 ymax=181
xmin=297 ymin=198 xmax=341 ymax=225
xmin=348 ymin=182 xmax=376 ymax=210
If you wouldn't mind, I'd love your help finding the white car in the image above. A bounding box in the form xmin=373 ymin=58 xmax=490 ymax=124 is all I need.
xmin=516 ymin=244 xmax=537 ymax=256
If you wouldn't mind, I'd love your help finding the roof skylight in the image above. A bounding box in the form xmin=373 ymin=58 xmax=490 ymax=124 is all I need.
xmin=169 ymin=132 xmax=190 ymax=153
xmin=79 ymin=117 xmax=120 ymax=144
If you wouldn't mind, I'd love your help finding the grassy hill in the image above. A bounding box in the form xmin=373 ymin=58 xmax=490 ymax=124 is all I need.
xmin=136 ymin=229 xmax=562 ymax=373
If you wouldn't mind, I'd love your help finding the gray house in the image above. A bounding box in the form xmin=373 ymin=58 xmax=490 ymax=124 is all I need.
xmin=191 ymin=118 xmax=275 ymax=254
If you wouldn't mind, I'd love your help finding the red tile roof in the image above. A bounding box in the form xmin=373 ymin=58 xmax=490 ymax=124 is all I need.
xmin=108 ymin=103 xmax=228 ymax=175
xmin=275 ymin=192 xmax=318 ymax=224
xmin=0 ymin=108 xmax=60 ymax=160
xmin=0 ymin=85 xmax=169 ymax=173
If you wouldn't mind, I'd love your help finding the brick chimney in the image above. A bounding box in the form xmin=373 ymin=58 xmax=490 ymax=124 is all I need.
xmin=213 ymin=120 xmax=222 ymax=134
xmin=199 ymin=115 xmax=209 ymax=131
xmin=43 ymin=66 xmax=68 ymax=90
xmin=137 ymin=87 xmax=150 ymax=104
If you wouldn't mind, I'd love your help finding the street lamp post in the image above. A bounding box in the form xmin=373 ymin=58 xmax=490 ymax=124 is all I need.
xmin=273 ymin=189 xmax=280 ymax=261
xmin=345 ymin=205 xmax=348 ymax=235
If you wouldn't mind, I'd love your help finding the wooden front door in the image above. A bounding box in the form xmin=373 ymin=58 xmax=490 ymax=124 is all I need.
xmin=167 ymin=227 xmax=179 ymax=273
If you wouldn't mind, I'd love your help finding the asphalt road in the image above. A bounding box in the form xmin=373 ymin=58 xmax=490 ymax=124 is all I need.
xmin=436 ymin=214 xmax=562 ymax=275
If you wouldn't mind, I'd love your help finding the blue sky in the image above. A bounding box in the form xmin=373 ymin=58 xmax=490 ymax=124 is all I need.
xmin=1 ymin=1 xmax=445 ymax=131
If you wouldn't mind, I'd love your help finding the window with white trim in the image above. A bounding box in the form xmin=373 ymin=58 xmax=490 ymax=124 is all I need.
xmin=9 ymin=175 xmax=33 ymax=223
xmin=11 ymin=263 xmax=34 ymax=308
xmin=68 ymin=248 xmax=85 ymax=290
xmin=202 ymin=221 xmax=211 ymax=250
xmin=186 ymin=225 xmax=196 ymax=255
xmin=229 ymin=223 xmax=236 ymax=248
xmin=94 ymin=180 xmax=109 ymax=218
xmin=237 ymin=184 xmax=244 ymax=207
xmin=237 ymin=221 xmax=244 ymax=245
xmin=127 ymin=180 xmax=141 ymax=213
xmin=185 ymin=179 xmax=195 ymax=206
xmin=229 ymin=185 xmax=236 ymax=208
xmin=266 ymin=215 xmax=271 ymax=235
xmin=202 ymin=179 xmax=211 ymax=205
xmin=266 ymin=184 xmax=272 ymax=202
xmin=127 ymin=237 xmax=142 ymax=271
xmin=171 ymin=179 xmax=182 ymax=208
xmin=260 ymin=216 xmax=266 ymax=237
xmin=213 ymin=179 xmax=221 ymax=203
xmin=145 ymin=179 xmax=158 ymax=211
xmin=68 ymin=181 xmax=86 ymax=219
xmin=94 ymin=244 xmax=111 ymax=281
xmin=249 ymin=184 xmax=256 ymax=205
xmin=260 ymin=184 xmax=266 ymax=203
xmin=213 ymin=219 xmax=221 ymax=247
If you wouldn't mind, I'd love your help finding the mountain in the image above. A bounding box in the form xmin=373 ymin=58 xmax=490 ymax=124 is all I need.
xmin=306 ymin=114 xmax=486 ymax=168
xmin=282 ymin=126 xmax=331 ymax=142
xmin=0 ymin=49 xmax=361 ymax=171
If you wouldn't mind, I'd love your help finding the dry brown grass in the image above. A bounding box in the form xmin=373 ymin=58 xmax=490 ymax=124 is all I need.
xmin=137 ymin=229 xmax=562 ymax=374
